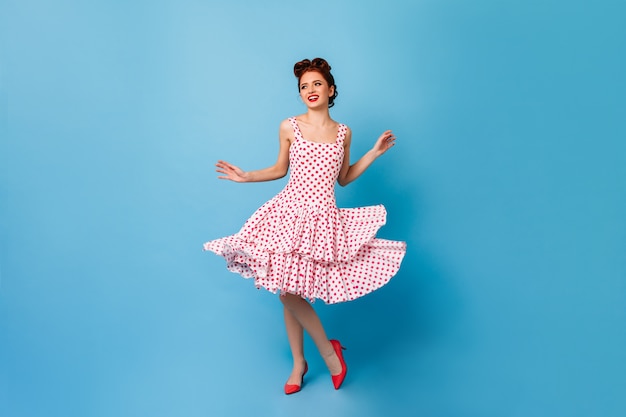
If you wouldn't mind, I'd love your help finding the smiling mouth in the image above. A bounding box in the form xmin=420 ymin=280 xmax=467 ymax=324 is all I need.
xmin=308 ymin=95 xmax=319 ymax=102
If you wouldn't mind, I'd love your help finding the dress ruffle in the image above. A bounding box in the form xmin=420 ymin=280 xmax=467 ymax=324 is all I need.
xmin=203 ymin=203 xmax=405 ymax=304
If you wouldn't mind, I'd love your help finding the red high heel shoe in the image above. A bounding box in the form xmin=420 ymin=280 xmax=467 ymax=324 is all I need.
xmin=329 ymin=339 xmax=347 ymax=389
xmin=284 ymin=362 xmax=308 ymax=395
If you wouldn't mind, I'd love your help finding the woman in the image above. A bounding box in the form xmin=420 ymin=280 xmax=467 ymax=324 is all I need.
xmin=204 ymin=58 xmax=406 ymax=394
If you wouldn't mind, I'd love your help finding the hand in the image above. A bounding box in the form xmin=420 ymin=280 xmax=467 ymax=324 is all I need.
xmin=372 ymin=130 xmax=397 ymax=157
xmin=216 ymin=160 xmax=248 ymax=182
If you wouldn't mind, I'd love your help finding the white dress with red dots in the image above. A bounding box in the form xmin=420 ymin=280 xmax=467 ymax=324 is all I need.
xmin=204 ymin=117 xmax=406 ymax=304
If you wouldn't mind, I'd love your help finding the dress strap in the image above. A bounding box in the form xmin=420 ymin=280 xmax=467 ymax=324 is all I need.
xmin=288 ymin=117 xmax=302 ymax=139
xmin=336 ymin=124 xmax=347 ymax=147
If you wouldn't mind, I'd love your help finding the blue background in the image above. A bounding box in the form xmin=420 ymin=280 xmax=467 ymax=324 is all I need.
xmin=2 ymin=0 xmax=625 ymax=416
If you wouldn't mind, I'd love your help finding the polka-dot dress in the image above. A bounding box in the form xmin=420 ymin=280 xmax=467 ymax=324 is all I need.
xmin=204 ymin=117 xmax=406 ymax=304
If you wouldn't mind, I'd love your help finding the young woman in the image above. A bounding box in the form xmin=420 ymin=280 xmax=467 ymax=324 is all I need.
xmin=204 ymin=58 xmax=406 ymax=394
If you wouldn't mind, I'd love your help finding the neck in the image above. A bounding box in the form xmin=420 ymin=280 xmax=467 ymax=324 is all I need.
xmin=304 ymin=108 xmax=332 ymax=126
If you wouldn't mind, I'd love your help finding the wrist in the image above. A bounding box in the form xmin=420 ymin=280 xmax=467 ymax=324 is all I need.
xmin=367 ymin=148 xmax=379 ymax=160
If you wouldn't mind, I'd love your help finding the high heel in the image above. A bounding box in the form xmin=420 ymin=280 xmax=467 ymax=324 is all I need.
xmin=329 ymin=339 xmax=347 ymax=390
xmin=284 ymin=362 xmax=308 ymax=395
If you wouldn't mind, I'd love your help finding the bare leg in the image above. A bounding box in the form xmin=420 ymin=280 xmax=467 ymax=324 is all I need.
xmin=280 ymin=293 xmax=342 ymax=377
xmin=283 ymin=306 xmax=307 ymax=385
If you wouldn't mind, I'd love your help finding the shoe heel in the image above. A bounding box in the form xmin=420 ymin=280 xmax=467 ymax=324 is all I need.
xmin=329 ymin=339 xmax=348 ymax=390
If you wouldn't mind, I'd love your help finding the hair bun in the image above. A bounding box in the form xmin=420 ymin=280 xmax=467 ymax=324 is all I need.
xmin=311 ymin=57 xmax=331 ymax=72
xmin=294 ymin=58 xmax=332 ymax=78
xmin=293 ymin=59 xmax=312 ymax=78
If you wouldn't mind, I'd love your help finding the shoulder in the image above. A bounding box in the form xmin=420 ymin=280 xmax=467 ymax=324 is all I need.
xmin=279 ymin=118 xmax=295 ymax=142
xmin=335 ymin=119 xmax=350 ymax=131
xmin=279 ymin=117 xmax=297 ymax=132
xmin=279 ymin=118 xmax=293 ymax=129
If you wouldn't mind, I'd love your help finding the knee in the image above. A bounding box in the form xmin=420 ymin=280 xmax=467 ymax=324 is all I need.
xmin=279 ymin=293 xmax=291 ymax=305
xmin=279 ymin=292 xmax=301 ymax=307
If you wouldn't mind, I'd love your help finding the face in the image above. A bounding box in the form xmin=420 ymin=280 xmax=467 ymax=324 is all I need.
xmin=299 ymin=71 xmax=335 ymax=108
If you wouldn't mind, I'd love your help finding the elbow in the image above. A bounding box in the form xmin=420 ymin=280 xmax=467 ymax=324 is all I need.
xmin=274 ymin=167 xmax=288 ymax=180
xmin=337 ymin=167 xmax=351 ymax=186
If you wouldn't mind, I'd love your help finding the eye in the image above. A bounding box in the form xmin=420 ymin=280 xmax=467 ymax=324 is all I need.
xmin=300 ymin=85 xmax=307 ymax=90
xmin=315 ymin=82 xmax=322 ymax=86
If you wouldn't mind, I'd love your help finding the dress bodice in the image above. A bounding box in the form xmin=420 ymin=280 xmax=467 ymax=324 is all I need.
xmin=282 ymin=117 xmax=347 ymax=206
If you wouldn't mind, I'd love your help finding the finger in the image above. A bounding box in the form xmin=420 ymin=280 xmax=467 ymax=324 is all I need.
xmin=216 ymin=160 xmax=234 ymax=169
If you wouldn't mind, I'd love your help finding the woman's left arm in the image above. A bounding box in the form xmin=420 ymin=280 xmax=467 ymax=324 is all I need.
xmin=337 ymin=128 xmax=396 ymax=186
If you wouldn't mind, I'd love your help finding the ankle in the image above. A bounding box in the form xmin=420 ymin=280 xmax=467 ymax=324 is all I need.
xmin=292 ymin=357 xmax=307 ymax=368
xmin=320 ymin=340 xmax=335 ymax=359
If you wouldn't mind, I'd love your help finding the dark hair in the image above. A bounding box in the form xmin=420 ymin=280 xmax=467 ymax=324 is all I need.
xmin=294 ymin=58 xmax=338 ymax=108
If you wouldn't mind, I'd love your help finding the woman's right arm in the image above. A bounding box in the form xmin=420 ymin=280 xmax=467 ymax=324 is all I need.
xmin=216 ymin=119 xmax=292 ymax=182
